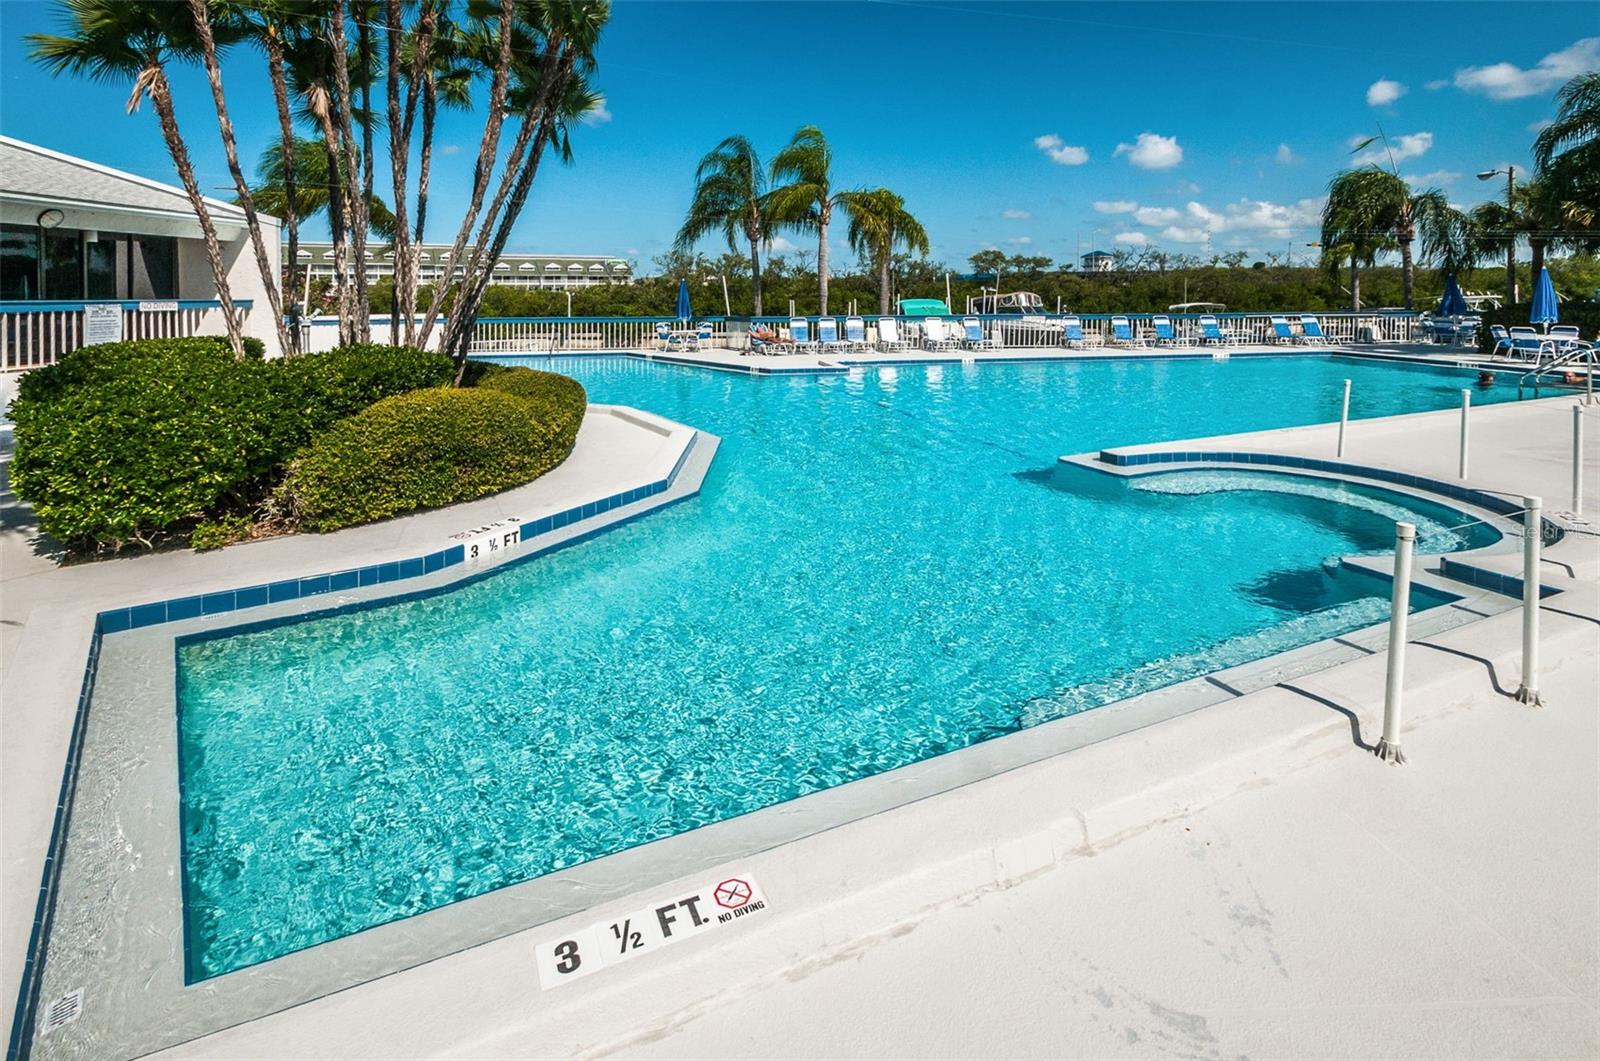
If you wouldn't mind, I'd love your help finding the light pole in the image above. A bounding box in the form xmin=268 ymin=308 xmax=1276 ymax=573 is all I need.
xmin=1477 ymin=165 xmax=1517 ymax=304
xmin=703 ymin=275 xmax=731 ymax=316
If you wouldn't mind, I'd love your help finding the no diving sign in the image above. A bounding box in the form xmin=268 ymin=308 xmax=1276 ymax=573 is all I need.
xmin=534 ymin=873 xmax=770 ymax=990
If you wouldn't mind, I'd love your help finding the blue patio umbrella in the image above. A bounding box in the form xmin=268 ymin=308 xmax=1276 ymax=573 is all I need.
xmin=675 ymin=278 xmax=691 ymax=322
xmin=1529 ymin=267 xmax=1558 ymax=328
xmin=1438 ymin=273 xmax=1469 ymax=316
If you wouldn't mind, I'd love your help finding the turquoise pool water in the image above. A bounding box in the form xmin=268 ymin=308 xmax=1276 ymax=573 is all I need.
xmin=175 ymin=354 xmax=1510 ymax=979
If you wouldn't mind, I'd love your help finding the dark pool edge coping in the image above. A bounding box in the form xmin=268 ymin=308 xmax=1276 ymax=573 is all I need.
xmin=5 ymin=420 xmax=715 ymax=1061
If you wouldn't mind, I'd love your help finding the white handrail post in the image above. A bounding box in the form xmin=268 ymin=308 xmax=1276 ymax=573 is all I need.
xmin=1515 ymin=496 xmax=1544 ymax=706
xmin=1459 ymin=388 xmax=1471 ymax=479
xmin=1575 ymin=405 xmax=1585 ymax=516
xmin=1377 ymin=521 xmax=1415 ymax=764
xmin=1337 ymin=378 xmax=1351 ymax=458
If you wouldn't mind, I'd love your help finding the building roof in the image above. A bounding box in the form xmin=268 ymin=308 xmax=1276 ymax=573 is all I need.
xmin=1081 ymin=250 xmax=1114 ymax=259
xmin=0 ymin=135 xmax=254 ymax=227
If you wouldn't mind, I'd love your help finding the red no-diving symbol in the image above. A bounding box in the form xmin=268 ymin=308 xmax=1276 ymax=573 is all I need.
xmin=714 ymin=878 xmax=752 ymax=909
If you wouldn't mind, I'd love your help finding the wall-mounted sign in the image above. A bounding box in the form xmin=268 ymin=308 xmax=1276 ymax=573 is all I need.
xmin=137 ymin=300 xmax=179 ymax=313
xmin=83 ymin=303 xmax=123 ymax=346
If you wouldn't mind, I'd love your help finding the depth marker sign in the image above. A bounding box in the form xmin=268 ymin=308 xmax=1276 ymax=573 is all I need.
xmin=534 ymin=874 xmax=770 ymax=990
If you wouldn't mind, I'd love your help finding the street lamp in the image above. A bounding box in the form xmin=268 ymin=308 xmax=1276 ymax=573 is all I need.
xmin=1477 ymin=166 xmax=1517 ymax=303
xmin=703 ymin=274 xmax=731 ymax=316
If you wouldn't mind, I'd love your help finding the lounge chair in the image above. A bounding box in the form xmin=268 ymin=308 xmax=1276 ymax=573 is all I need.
xmin=1197 ymin=315 xmax=1233 ymax=345
xmin=655 ymin=322 xmax=684 ymax=352
xmin=1548 ymin=325 xmax=1588 ymax=354
xmin=844 ymin=316 xmax=871 ymax=351
xmin=1268 ymin=316 xmax=1301 ymax=344
xmin=1109 ymin=316 xmax=1148 ymax=347
xmin=788 ymin=316 xmax=818 ymax=353
xmin=684 ymin=321 xmax=713 ymax=351
xmin=1487 ymin=324 xmax=1512 ymax=357
xmin=1507 ymin=327 xmax=1551 ymax=361
xmin=920 ymin=317 xmax=960 ymax=352
xmin=1298 ymin=315 xmax=1337 ymax=345
xmin=1151 ymin=315 xmax=1192 ymax=347
xmin=1061 ymin=316 xmax=1099 ymax=349
xmin=960 ymin=316 xmax=1000 ymax=351
xmin=817 ymin=316 xmax=851 ymax=355
xmin=875 ymin=317 xmax=912 ymax=352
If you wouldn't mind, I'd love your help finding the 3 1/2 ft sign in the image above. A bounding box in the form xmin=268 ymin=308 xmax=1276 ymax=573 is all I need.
xmin=533 ymin=874 xmax=770 ymax=990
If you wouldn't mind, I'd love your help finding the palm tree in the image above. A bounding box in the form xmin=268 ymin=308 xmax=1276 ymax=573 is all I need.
xmin=28 ymin=0 xmax=247 ymax=356
xmin=766 ymin=126 xmax=841 ymax=315
xmin=184 ymin=0 xmax=292 ymax=359
xmin=839 ymin=189 xmax=928 ymax=315
xmin=1417 ymin=201 xmax=1482 ymax=280
xmin=1534 ymin=72 xmax=1600 ymax=224
xmin=676 ymin=136 xmax=770 ymax=315
xmin=1322 ymin=167 xmax=1449 ymax=309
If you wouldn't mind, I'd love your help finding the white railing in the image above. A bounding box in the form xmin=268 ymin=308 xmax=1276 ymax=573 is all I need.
xmin=1 ymin=300 xmax=249 ymax=371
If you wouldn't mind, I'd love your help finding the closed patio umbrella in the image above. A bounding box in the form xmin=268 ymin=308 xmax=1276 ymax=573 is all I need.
xmin=1530 ymin=267 xmax=1558 ymax=330
xmin=1439 ymin=274 xmax=1469 ymax=316
xmin=675 ymin=278 xmax=691 ymax=323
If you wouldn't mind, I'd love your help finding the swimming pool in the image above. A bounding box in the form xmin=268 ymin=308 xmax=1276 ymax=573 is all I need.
xmin=174 ymin=353 xmax=1511 ymax=979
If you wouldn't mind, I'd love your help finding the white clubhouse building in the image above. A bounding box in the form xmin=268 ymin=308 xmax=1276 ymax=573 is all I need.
xmin=291 ymin=242 xmax=631 ymax=290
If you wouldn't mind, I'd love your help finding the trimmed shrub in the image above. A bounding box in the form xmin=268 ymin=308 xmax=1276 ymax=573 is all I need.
xmin=10 ymin=339 xmax=283 ymax=550
xmin=280 ymin=381 xmax=586 ymax=532
xmin=475 ymin=366 xmax=588 ymax=437
xmin=10 ymin=339 xmax=456 ymax=552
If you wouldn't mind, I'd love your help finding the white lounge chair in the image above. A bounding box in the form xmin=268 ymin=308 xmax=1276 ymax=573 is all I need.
xmin=844 ymin=316 xmax=871 ymax=351
xmin=816 ymin=316 xmax=850 ymax=355
xmin=788 ymin=316 xmax=818 ymax=353
xmin=875 ymin=317 xmax=912 ymax=352
xmin=920 ymin=318 xmax=960 ymax=352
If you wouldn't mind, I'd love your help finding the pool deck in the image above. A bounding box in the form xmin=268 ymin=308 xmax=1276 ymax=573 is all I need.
xmin=4 ymin=365 xmax=1598 ymax=1059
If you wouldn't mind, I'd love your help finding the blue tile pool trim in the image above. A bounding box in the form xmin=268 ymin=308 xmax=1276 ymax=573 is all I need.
xmin=8 ymin=431 xmax=706 ymax=1058
xmin=1088 ymin=448 xmax=1565 ymax=599
xmin=94 ymin=431 xmax=700 ymax=637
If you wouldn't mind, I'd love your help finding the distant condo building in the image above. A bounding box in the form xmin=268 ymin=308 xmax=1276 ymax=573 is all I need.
xmin=290 ymin=242 xmax=632 ymax=289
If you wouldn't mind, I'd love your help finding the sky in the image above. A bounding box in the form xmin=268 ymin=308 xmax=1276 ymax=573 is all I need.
xmin=1 ymin=1 xmax=1595 ymax=273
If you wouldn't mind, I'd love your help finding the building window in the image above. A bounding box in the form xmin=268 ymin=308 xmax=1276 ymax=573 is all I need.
xmin=42 ymin=228 xmax=84 ymax=299
xmin=0 ymin=224 xmax=41 ymax=299
xmin=86 ymin=236 xmax=118 ymax=299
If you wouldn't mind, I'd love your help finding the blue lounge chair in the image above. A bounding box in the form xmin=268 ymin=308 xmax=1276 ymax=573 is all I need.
xmin=1487 ymin=324 xmax=1512 ymax=357
xmin=1298 ymin=315 xmax=1337 ymax=345
xmin=1508 ymin=327 xmax=1552 ymax=361
xmin=788 ymin=316 xmax=818 ymax=353
xmin=1198 ymin=315 xmax=1232 ymax=345
xmin=1109 ymin=316 xmax=1147 ymax=347
xmin=1151 ymin=315 xmax=1192 ymax=346
xmin=961 ymin=316 xmax=1000 ymax=351
xmin=1061 ymin=316 xmax=1099 ymax=349
xmin=685 ymin=321 xmax=712 ymax=351
xmin=817 ymin=316 xmax=850 ymax=355
xmin=844 ymin=316 xmax=870 ymax=351
xmin=1268 ymin=316 xmax=1301 ymax=344
xmin=655 ymin=322 xmax=683 ymax=352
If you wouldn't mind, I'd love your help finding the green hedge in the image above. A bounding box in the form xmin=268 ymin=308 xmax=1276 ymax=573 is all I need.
xmin=280 ymin=376 xmax=586 ymax=532
xmin=9 ymin=338 xmax=454 ymax=551
xmin=1476 ymin=302 xmax=1600 ymax=353
xmin=475 ymin=365 xmax=588 ymax=437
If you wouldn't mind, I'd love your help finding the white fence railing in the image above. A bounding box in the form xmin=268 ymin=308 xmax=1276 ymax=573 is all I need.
xmin=467 ymin=311 xmax=1423 ymax=355
xmin=1 ymin=301 xmax=249 ymax=371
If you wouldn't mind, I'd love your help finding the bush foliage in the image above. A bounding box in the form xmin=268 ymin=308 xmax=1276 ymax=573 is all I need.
xmin=9 ymin=338 xmax=456 ymax=551
xmin=280 ymin=372 xmax=586 ymax=532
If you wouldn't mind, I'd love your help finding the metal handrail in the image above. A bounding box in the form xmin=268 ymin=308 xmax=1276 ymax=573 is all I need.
xmin=1518 ymin=343 xmax=1596 ymax=402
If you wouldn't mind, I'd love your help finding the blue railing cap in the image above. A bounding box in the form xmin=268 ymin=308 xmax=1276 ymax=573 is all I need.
xmin=0 ymin=299 xmax=251 ymax=312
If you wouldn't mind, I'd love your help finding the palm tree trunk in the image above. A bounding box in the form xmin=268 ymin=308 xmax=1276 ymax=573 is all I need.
xmin=329 ymin=0 xmax=370 ymax=342
xmin=357 ymin=12 xmax=377 ymax=341
xmin=1397 ymin=212 xmax=1416 ymax=310
xmin=383 ymin=0 xmax=413 ymax=348
xmin=1530 ymin=238 xmax=1546 ymax=285
xmin=878 ymin=253 xmax=892 ymax=315
xmin=147 ymin=63 xmax=244 ymax=357
xmin=414 ymin=0 xmax=517 ymax=354
xmin=817 ymin=202 xmax=831 ymax=316
xmin=187 ymin=0 xmax=292 ymax=359
xmin=316 ymin=109 xmax=354 ymax=343
xmin=263 ymin=28 xmax=301 ymax=352
xmin=747 ymin=229 xmax=763 ymax=316
xmin=1349 ymin=259 xmax=1361 ymax=311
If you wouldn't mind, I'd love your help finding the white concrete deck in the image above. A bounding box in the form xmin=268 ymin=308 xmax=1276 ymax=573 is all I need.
xmin=139 ymin=396 xmax=1600 ymax=1060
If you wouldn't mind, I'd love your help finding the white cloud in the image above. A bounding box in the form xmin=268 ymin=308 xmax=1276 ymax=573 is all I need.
xmin=1425 ymin=79 xmax=1449 ymax=91
xmin=1454 ymin=38 xmax=1600 ymax=100
xmin=1113 ymin=232 xmax=1148 ymax=247
xmin=582 ymin=101 xmax=613 ymax=126
xmin=1006 ymin=236 xmax=1034 ymax=246
xmin=440 ymin=144 xmax=462 ymax=156
xmin=1403 ymin=169 xmax=1461 ymax=187
xmin=1033 ymin=133 xmax=1088 ymax=166
xmin=1527 ymin=119 xmax=1553 ymax=133
xmin=1176 ymin=180 xmax=1201 ymax=194
xmin=769 ymin=235 xmax=800 ymax=253
xmin=1352 ymin=131 xmax=1433 ymax=166
xmin=1133 ymin=206 xmax=1181 ymax=226
xmin=1001 ymin=209 xmax=1032 ymax=220
xmin=1366 ymin=79 xmax=1407 ymax=107
xmin=1160 ymin=226 xmax=1210 ymax=244
xmin=1275 ymin=143 xmax=1298 ymax=164
xmin=1114 ymin=132 xmax=1183 ymax=170
xmin=1093 ymin=200 xmax=1137 ymax=214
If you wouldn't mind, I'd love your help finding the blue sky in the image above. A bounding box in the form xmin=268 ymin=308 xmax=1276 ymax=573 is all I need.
xmin=2 ymin=1 xmax=1594 ymax=272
